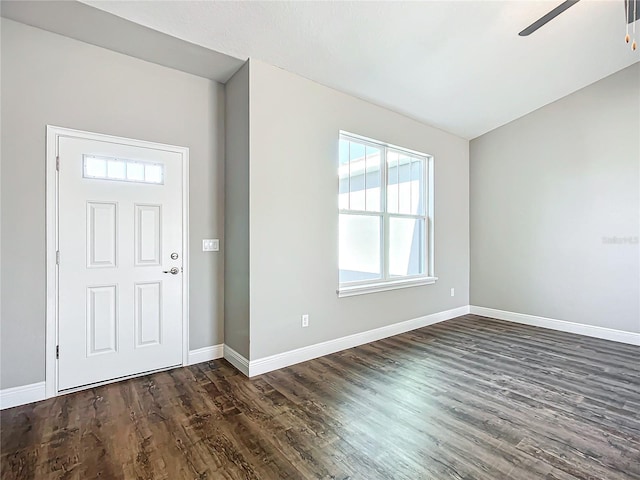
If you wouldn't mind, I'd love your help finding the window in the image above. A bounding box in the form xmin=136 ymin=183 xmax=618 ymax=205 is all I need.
xmin=83 ymin=155 xmax=164 ymax=185
xmin=338 ymin=132 xmax=435 ymax=297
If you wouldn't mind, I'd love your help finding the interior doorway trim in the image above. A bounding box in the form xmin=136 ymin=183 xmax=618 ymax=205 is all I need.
xmin=45 ymin=125 xmax=190 ymax=398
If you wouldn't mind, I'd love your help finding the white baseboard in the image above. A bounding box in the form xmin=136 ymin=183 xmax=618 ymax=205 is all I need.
xmin=470 ymin=306 xmax=640 ymax=346
xmin=187 ymin=344 xmax=224 ymax=365
xmin=0 ymin=382 xmax=47 ymax=410
xmin=224 ymin=345 xmax=250 ymax=376
xmin=248 ymin=305 xmax=470 ymax=377
xmin=3 ymin=345 xmax=224 ymax=410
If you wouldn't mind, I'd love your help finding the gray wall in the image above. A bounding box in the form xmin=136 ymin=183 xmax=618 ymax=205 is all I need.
xmin=248 ymin=60 xmax=470 ymax=360
xmin=1 ymin=19 xmax=225 ymax=389
xmin=470 ymin=63 xmax=640 ymax=334
xmin=224 ymin=62 xmax=250 ymax=358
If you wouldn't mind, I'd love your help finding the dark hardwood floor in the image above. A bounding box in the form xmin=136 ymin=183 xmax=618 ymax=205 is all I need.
xmin=1 ymin=314 xmax=639 ymax=479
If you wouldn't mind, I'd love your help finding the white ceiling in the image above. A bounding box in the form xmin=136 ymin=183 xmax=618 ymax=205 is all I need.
xmin=82 ymin=1 xmax=639 ymax=138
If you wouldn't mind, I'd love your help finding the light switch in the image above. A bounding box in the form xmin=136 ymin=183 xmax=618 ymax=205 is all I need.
xmin=202 ymin=239 xmax=219 ymax=252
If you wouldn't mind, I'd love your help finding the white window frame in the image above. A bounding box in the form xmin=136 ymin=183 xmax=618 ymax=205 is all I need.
xmin=338 ymin=131 xmax=437 ymax=298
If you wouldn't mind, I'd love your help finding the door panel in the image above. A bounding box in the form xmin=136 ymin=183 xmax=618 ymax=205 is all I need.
xmin=135 ymin=282 xmax=162 ymax=347
xmin=86 ymin=285 xmax=118 ymax=356
xmin=135 ymin=204 xmax=162 ymax=266
xmin=58 ymin=135 xmax=184 ymax=391
xmin=86 ymin=202 xmax=118 ymax=268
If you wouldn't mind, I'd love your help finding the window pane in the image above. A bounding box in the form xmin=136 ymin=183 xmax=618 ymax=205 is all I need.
xmin=339 ymin=138 xmax=350 ymax=166
xmin=387 ymin=151 xmax=426 ymax=215
xmin=397 ymin=153 xmax=411 ymax=214
xmin=338 ymin=139 xmax=350 ymax=209
xmin=387 ymin=150 xmax=399 ymax=213
xmin=84 ymin=156 xmax=106 ymax=178
xmin=144 ymin=164 xmax=163 ymax=184
xmin=389 ymin=217 xmax=424 ymax=277
xmin=339 ymin=138 xmax=383 ymax=213
xmin=127 ymin=162 xmax=145 ymax=182
xmin=339 ymin=214 xmax=381 ymax=283
xmin=411 ymin=158 xmax=425 ymax=215
xmin=107 ymin=159 xmax=126 ymax=179
xmin=349 ymin=141 xmax=366 ymax=210
xmin=365 ymin=146 xmax=381 ymax=212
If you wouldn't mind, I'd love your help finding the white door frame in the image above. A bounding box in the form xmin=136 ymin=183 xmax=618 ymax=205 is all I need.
xmin=45 ymin=125 xmax=190 ymax=398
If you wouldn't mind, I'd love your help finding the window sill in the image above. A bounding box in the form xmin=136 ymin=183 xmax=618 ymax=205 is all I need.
xmin=337 ymin=276 xmax=438 ymax=298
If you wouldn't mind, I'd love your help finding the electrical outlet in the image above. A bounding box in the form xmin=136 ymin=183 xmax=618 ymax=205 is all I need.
xmin=301 ymin=314 xmax=309 ymax=328
xmin=450 ymin=288 xmax=455 ymax=297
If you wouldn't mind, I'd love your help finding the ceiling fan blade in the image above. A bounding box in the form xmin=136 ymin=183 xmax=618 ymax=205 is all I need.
xmin=519 ymin=0 xmax=581 ymax=36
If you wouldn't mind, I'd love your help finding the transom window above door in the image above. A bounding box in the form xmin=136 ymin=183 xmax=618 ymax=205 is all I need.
xmin=338 ymin=132 xmax=436 ymax=297
xmin=83 ymin=155 xmax=164 ymax=185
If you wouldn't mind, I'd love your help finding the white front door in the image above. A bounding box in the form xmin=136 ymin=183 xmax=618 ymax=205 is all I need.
xmin=57 ymin=133 xmax=185 ymax=391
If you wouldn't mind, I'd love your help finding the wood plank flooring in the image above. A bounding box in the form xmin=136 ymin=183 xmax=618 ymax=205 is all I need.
xmin=1 ymin=314 xmax=639 ymax=479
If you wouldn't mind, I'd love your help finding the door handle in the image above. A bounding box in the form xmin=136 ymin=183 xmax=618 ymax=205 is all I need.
xmin=163 ymin=267 xmax=180 ymax=275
